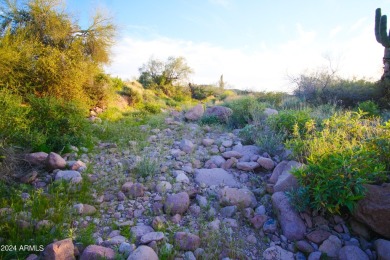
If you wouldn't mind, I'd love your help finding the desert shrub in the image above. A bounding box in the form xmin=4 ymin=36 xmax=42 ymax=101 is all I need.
xmin=120 ymin=86 xmax=142 ymax=106
xmin=267 ymin=109 xmax=314 ymax=139
xmin=0 ymin=89 xmax=30 ymax=145
xmin=27 ymin=96 xmax=92 ymax=152
xmin=223 ymin=96 xmax=266 ymax=128
xmin=356 ymin=100 xmax=380 ymax=117
xmin=285 ymin=187 xmax=310 ymax=212
xmin=255 ymin=91 xmax=287 ymax=107
xmin=142 ymin=102 xmax=163 ymax=114
xmin=135 ymin=156 xmax=158 ymax=178
xmin=239 ymin=124 xmax=285 ymax=155
xmin=288 ymin=112 xmax=389 ymax=214
xmin=219 ymin=90 xmax=236 ymax=101
xmin=200 ymin=115 xmax=221 ymax=125
xmin=190 ymin=84 xmax=218 ymax=100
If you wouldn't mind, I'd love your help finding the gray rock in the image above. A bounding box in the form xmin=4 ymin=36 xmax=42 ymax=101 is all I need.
xmin=46 ymin=152 xmax=66 ymax=171
xmin=272 ymin=192 xmax=306 ymax=240
xmin=308 ymin=251 xmax=322 ymax=260
xmin=121 ymin=182 xmax=134 ymax=192
xmin=195 ymin=168 xmax=240 ymax=187
xmin=127 ymin=245 xmax=158 ymax=260
xmin=273 ymin=172 xmax=299 ymax=193
xmin=263 ymin=246 xmax=294 ymax=260
xmin=164 ymin=192 xmax=190 ymax=215
xmin=375 ymin=239 xmax=390 ymax=260
xmin=220 ymin=205 xmax=237 ymax=218
xmin=264 ymin=108 xmax=278 ymax=117
xmin=180 ymin=139 xmax=194 ymax=153
xmin=140 ymin=232 xmax=165 ymax=244
xmin=184 ymin=251 xmax=197 ymax=260
xmin=176 ymin=172 xmax=190 ymax=184
xmin=306 ymin=230 xmax=331 ymax=244
xmin=155 ymin=181 xmax=172 ymax=193
xmin=202 ymin=138 xmax=214 ymax=146
xmin=338 ymin=245 xmax=369 ymax=260
xmin=185 ymin=104 xmax=204 ymax=121
xmin=130 ymin=225 xmax=154 ymax=241
xmin=222 ymin=140 xmax=233 ymax=147
xmin=219 ymin=187 xmax=257 ymax=208
xmin=269 ymin=161 xmax=301 ymax=184
xmin=80 ymin=245 xmax=115 ymax=260
xmin=174 ymin=232 xmax=201 ymax=251
xmin=55 ymin=170 xmax=82 ymax=183
xmin=236 ymin=161 xmax=260 ymax=171
xmin=319 ymin=235 xmax=342 ymax=258
xmin=25 ymin=152 xmax=48 ymax=166
xmin=205 ymin=155 xmax=226 ymax=167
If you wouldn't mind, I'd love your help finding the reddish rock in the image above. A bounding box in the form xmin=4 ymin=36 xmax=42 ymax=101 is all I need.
xmin=174 ymin=232 xmax=201 ymax=251
xmin=164 ymin=192 xmax=190 ymax=215
xmin=121 ymin=182 xmax=134 ymax=192
xmin=41 ymin=238 xmax=75 ymax=260
xmin=251 ymin=214 xmax=268 ymax=229
xmin=306 ymin=229 xmax=332 ymax=244
xmin=352 ymin=184 xmax=390 ymax=239
xmin=296 ymin=240 xmax=315 ymax=254
xmin=46 ymin=152 xmax=66 ymax=171
xmin=257 ymin=156 xmax=275 ymax=170
xmin=128 ymin=183 xmax=145 ymax=198
xmin=185 ymin=104 xmax=204 ymax=121
xmin=80 ymin=245 xmax=115 ymax=260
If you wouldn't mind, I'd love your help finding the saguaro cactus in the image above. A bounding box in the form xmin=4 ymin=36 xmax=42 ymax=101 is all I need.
xmin=375 ymin=8 xmax=390 ymax=79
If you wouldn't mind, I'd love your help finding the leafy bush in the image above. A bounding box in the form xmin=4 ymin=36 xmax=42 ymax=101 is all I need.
xmin=135 ymin=156 xmax=158 ymax=178
xmin=0 ymin=89 xmax=30 ymax=145
xmin=357 ymin=100 xmax=380 ymax=117
xmin=200 ymin=115 xmax=221 ymax=125
xmin=289 ymin=112 xmax=389 ymax=214
xmin=285 ymin=187 xmax=310 ymax=212
xmin=120 ymin=86 xmax=142 ymax=106
xmin=27 ymin=96 xmax=92 ymax=152
xmin=224 ymin=96 xmax=266 ymax=128
xmin=142 ymin=102 xmax=162 ymax=114
xmin=267 ymin=109 xmax=314 ymax=139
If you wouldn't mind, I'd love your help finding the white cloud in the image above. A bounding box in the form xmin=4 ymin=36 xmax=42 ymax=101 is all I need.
xmin=329 ymin=26 xmax=343 ymax=38
xmin=208 ymin=0 xmax=231 ymax=9
xmin=105 ymin=23 xmax=383 ymax=93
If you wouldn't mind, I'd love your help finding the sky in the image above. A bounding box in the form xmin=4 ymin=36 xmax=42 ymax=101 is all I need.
xmin=67 ymin=0 xmax=390 ymax=92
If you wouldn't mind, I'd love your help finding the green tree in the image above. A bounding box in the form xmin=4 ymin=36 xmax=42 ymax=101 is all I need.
xmin=0 ymin=0 xmax=116 ymax=106
xmin=138 ymin=56 xmax=193 ymax=95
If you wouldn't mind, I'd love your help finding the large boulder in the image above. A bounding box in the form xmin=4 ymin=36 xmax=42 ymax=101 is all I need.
xmin=352 ymin=184 xmax=390 ymax=239
xmin=269 ymin=160 xmax=302 ymax=184
xmin=204 ymin=106 xmax=233 ymax=122
xmin=41 ymin=238 xmax=75 ymax=260
xmin=127 ymin=245 xmax=158 ymax=260
xmin=80 ymin=245 xmax=115 ymax=260
xmin=164 ymin=192 xmax=190 ymax=215
xmin=273 ymin=172 xmax=299 ymax=193
xmin=219 ymin=187 xmax=257 ymax=208
xmin=272 ymin=192 xmax=306 ymax=240
xmin=185 ymin=104 xmax=204 ymax=121
xmin=194 ymin=168 xmax=240 ymax=188
xmin=263 ymin=246 xmax=294 ymax=260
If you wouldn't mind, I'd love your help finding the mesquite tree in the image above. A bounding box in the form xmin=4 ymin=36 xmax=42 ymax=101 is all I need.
xmin=375 ymin=8 xmax=390 ymax=80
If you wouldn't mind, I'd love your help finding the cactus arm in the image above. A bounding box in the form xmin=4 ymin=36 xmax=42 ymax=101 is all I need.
xmin=376 ymin=8 xmax=382 ymax=43
xmin=380 ymin=15 xmax=390 ymax=47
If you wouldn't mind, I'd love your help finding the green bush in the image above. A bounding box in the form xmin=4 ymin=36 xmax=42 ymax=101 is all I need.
xmin=0 ymin=89 xmax=30 ymax=145
xmin=289 ymin=112 xmax=389 ymax=214
xmin=120 ymin=86 xmax=142 ymax=106
xmin=356 ymin=100 xmax=380 ymax=117
xmin=27 ymin=96 xmax=92 ymax=152
xmin=142 ymin=102 xmax=162 ymax=114
xmin=200 ymin=115 xmax=221 ymax=125
xmin=223 ymin=96 xmax=266 ymax=128
xmin=267 ymin=109 xmax=314 ymax=139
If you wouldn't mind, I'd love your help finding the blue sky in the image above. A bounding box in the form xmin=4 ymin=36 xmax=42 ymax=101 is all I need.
xmin=67 ymin=0 xmax=390 ymax=92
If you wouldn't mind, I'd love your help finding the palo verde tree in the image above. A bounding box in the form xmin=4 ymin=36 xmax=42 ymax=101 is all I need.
xmin=0 ymin=0 xmax=116 ymax=107
xmin=138 ymin=56 xmax=193 ymax=96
